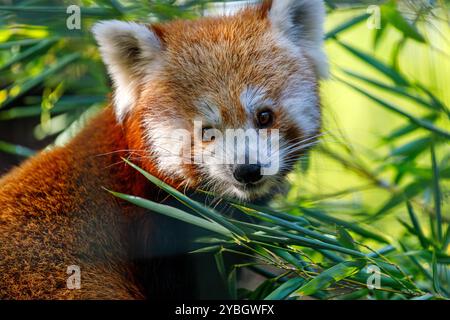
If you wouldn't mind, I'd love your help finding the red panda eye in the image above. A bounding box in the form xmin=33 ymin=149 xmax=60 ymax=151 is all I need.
xmin=256 ymin=110 xmax=274 ymax=128
xmin=202 ymin=126 xmax=215 ymax=142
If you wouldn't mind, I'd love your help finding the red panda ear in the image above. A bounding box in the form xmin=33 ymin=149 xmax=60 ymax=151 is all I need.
xmin=92 ymin=20 xmax=163 ymax=122
xmin=267 ymin=0 xmax=328 ymax=79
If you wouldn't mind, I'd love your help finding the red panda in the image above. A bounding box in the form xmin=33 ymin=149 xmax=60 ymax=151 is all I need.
xmin=0 ymin=0 xmax=328 ymax=299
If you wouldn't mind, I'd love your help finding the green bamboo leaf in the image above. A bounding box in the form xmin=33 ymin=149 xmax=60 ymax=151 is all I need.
xmin=342 ymin=69 xmax=440 ymax=112
xmin=389 ymin=137 xmax=433 ymax=159
xmin=272 ymin=248 xmax=308 ymax=269
xmin=444 ymin=226 xmax=450 ymax=251
xmin=337 ymin=41 xmax=409 ymax=86
xmin=108 ymin=0 xmax=127 ymax=15
xmin=398 ymin=222 xmax=438 ymax=254
xmin=215 ymin=250 xmax=227 ymax=283
xmin=122 ymin=158 xmax=246 ymax=237
xmin=318 ymin=249 xmax=345 ymax=263
xmin=248 ymin=279 xmax=278 ymax=300
xmin=411 ymin=293 xmax=434 ymax=300
xmin=0 ymin=38 xmax=42 ymax=50
xmin=430 ymin=143 xmax=443 ymax=243
xmin=381 ymin=1 xmax=425 ymax=43
xmin=190 ymin=245 xmax=222 ymax=254
xmin=0 ymin=140 xmax=35 ymax=157
xmin=399 ymin=241 xmax=433 ymax=280
xmin=406 ymin=202 xmax=429 ymax=249
xmin=415 ymin=83 xmax=450 ymax=117
xmin=384 ymin=114 xmax=438 ymax=141
xmin=431 ymin=252 xmax=445 ymax=296
xmin=335 ymin=288 xmax=369 ymax=300
xmin=367 ymin=245 xmax=396 ymax=258
xmin=374 ymin=181 xmax=426 ymax=218
xmin=324 ymin=0 xmax=337 ymax=10
xmin=228 ymin=268 xmax=237 ymax=299
xmin=336 ymin=226 xmax=358 ymax=251
xmin=390 ymin=38 xmax=407 ymax=71
xmin=352 ymin=268 xmax=416 ymax=292
xmin=0 ymin=96 xmax=104 ymax=120
xmin=301 ymin=208 xmax=390 ymax=244
xmin=195 ymin=237 xmax=229 ymax=245
xmin=325 ymin=13 xmax=370 ymax=40
xmin=0 ymin=6 xmax=116 ymax=16
xmin=437 ymin=255 xmax=450 ymax=264
xmin=242 ymin=221 xmax=365 ymax=258
xmin=237 ymin=206 xmax=340 ymax=246
xmin=406 ymin=250 xmax=450 ymax=265
xmin=107 ymin=190 xmax=232 ymax=237
xmin=252 ymin=244 xmax=279 ymax=262
xmin=0 ymin=38 xmax=57 ymax=71
xmin=207 ymin=193 xmax=311 ymax=226
xmin=373 ymin=16 xmax=388 ymax=49
xmin=1 ymin=53 xmax=81 ymax=108
xmin=339 ymin=78 xmax=450 ymax=139
xmin=292 ymin=260 xmax=366 ymax=297
xmin=265 ymin=277 xmax=305 ymax=300
xmin=238 ymin=203 xmax=311 ymax=226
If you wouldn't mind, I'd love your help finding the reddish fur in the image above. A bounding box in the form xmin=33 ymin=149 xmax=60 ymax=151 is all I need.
xmin=0 ymin=108 xmax=147 ymax=299
xmin=0 ymin=3 xmax=320 ymax=299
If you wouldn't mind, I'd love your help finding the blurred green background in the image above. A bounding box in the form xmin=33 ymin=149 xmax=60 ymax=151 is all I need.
xmin=0 ymin=0 xmax=449 ymax=299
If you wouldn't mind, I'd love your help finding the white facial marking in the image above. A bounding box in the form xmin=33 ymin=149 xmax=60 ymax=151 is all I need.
xmin=196 ymin=100 xmax=221 ymax=126
xmin=143 ymin=117 xmax=191 ymax=181
xmin=240 ymin=86 xmax=275 ymax=114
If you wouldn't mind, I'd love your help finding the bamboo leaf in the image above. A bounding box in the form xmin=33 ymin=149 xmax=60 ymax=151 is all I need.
xmin=301 ymin=208 xmax=390 ymax=244
xmin=292 ymin=260 xmax=366 ymax=297
xmin=237 ymin=206 xmax=340 ymax=246
xmin=228 ymin=268 xmax=237 ymax=299
xmin=215 ymin=250 xmax=227 ymax=283
xmin=0 ymin=6 xmax=116 ymax=16
xmin=325 ymin=13 xmax=370 ymax=40
xmin=431 ymin=142 xmax=443 ymax=244
xmin=242 ymin=220 xmax=365 ymax=258
xmin=411 ymin=293 xmax=434 ymax=300
xmin=1 ymin=53 xmax=81 ymax=108
xmin=265 ymin=277 xmax=305 ymax=300
xmin=342 ymin=69 xmax=440 ymax=112
xmin=0 ymin=38 xmax=57 ymax=71
xmin=339 ymin=78 xmax=450 ymax=139
xmin=384 ymin=114 xmax=438 ymax=141
xmin=336 ymin=226 xmax=358 ymax=251
xmin=0 ymin=96 xmax=104 ymax=120
xmin=389 ymin=136 xmax=433 ymax=159
xmin=406 ymin=202 xmax=429 ymax=249
xmin=0 ymin=38 xmax=42 ymax=49
xmin=431 ymin=252 xmax=445 ymax=296
xmin=337 ymin=41 xmax=409 ymax=86
xmin=335 ymin=288 xmax=369 ymax=300
xmin=107 ymin=190 xmax=233 ymax=237
xmin=381 ymin=1 xmax=425 ymax=43
xmin=0 ymin=140 xmax=35 ymax=157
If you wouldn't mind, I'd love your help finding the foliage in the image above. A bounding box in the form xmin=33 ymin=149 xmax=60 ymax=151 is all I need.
xmin=1 ymin=0 xmax=449 ymax=299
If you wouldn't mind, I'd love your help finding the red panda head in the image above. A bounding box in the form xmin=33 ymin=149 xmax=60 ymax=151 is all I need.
xmin=93 ymin=0 xmax=328 ymax=201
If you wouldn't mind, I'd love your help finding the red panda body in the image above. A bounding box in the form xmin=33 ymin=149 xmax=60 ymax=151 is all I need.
xmin=0 ymin=108 xmax=144 ymax=299
xmin=0 ymin=1 xmax=328 ymax=299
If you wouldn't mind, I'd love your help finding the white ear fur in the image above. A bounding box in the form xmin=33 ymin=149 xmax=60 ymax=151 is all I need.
xmin=269 ymin=0 xmax=328 ymax=78
xmin=92 ymin=20 xmax=162 ymax=121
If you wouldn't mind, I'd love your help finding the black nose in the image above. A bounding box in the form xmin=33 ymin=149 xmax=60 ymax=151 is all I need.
xmin=233 ymin=164 xmax=263 ymax=184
